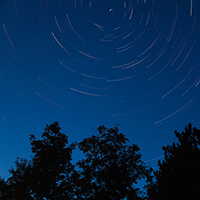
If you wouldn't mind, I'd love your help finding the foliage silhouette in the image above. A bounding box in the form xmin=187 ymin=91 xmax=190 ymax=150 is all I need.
xmin=147 ymin=123 xmax=200 ymax=200
xmin=75 ymin=125 xmax=152 ymax=200
xmin=0 ymin=121 xmax=76 ymax=199
xmin=28 ymin=121 xmax=76 ymax=199
xmin=0 ymin=122 xmax=151 ymax=199
xmin=0 ymin=158 xmax=33 ymax=199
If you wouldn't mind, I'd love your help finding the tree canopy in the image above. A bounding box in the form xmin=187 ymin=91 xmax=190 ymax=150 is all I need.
xmin=0 ymin=122 xmax=151 ymax=200
xmin=1 ymin=122 xmax=200 ymax=199
xmin=0 ymin=121 xmax=76 ymax=200
xmin=75 ymin=125 xmax=151 ymax=200
xmin=147 ymin=123 xmax=200 ymax=200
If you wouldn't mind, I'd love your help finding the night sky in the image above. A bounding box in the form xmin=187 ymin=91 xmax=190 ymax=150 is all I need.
xmin=1 ymin=0 xmax=200 ymax=178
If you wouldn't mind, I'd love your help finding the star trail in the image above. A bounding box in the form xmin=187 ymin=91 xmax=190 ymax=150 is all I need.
xmin=0 ymin=0 xmax=200 ymax=178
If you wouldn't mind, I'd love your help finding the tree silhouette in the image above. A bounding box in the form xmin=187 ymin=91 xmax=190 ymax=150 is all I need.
xmin=29 ymin=121 xmax=76 ymax=199
xmin=0 ymin=122 xmax=152 ymax=199
xmin=147 ymin=123 xmax=200 ymax=200
xmin=0 ymin=158 xmax=33 ymax=199
xmin=0 ymin=121 xmax=76 ymax=200
xmin=0 ymin=177 xmax=10 ymax=200
xmin=75 ymin=125 xmax=151 ymax=200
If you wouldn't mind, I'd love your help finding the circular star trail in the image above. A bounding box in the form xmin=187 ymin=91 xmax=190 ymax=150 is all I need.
xmin=1 ymin=0 xmax=200 ymax=179
xmin=1 ymin=0 xmax=200 ymax=126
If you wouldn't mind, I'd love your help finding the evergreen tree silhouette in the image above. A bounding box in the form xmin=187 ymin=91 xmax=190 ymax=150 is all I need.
xmin=147 ymin=123 xmax=200 ymax=200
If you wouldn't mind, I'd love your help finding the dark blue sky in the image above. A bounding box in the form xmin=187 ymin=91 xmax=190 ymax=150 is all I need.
xmin=0 ymin=0 xmax=200 ymax=178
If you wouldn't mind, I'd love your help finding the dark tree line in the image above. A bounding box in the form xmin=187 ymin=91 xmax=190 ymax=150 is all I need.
xmin=0 ymin=122 xmax=200 ymax=199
